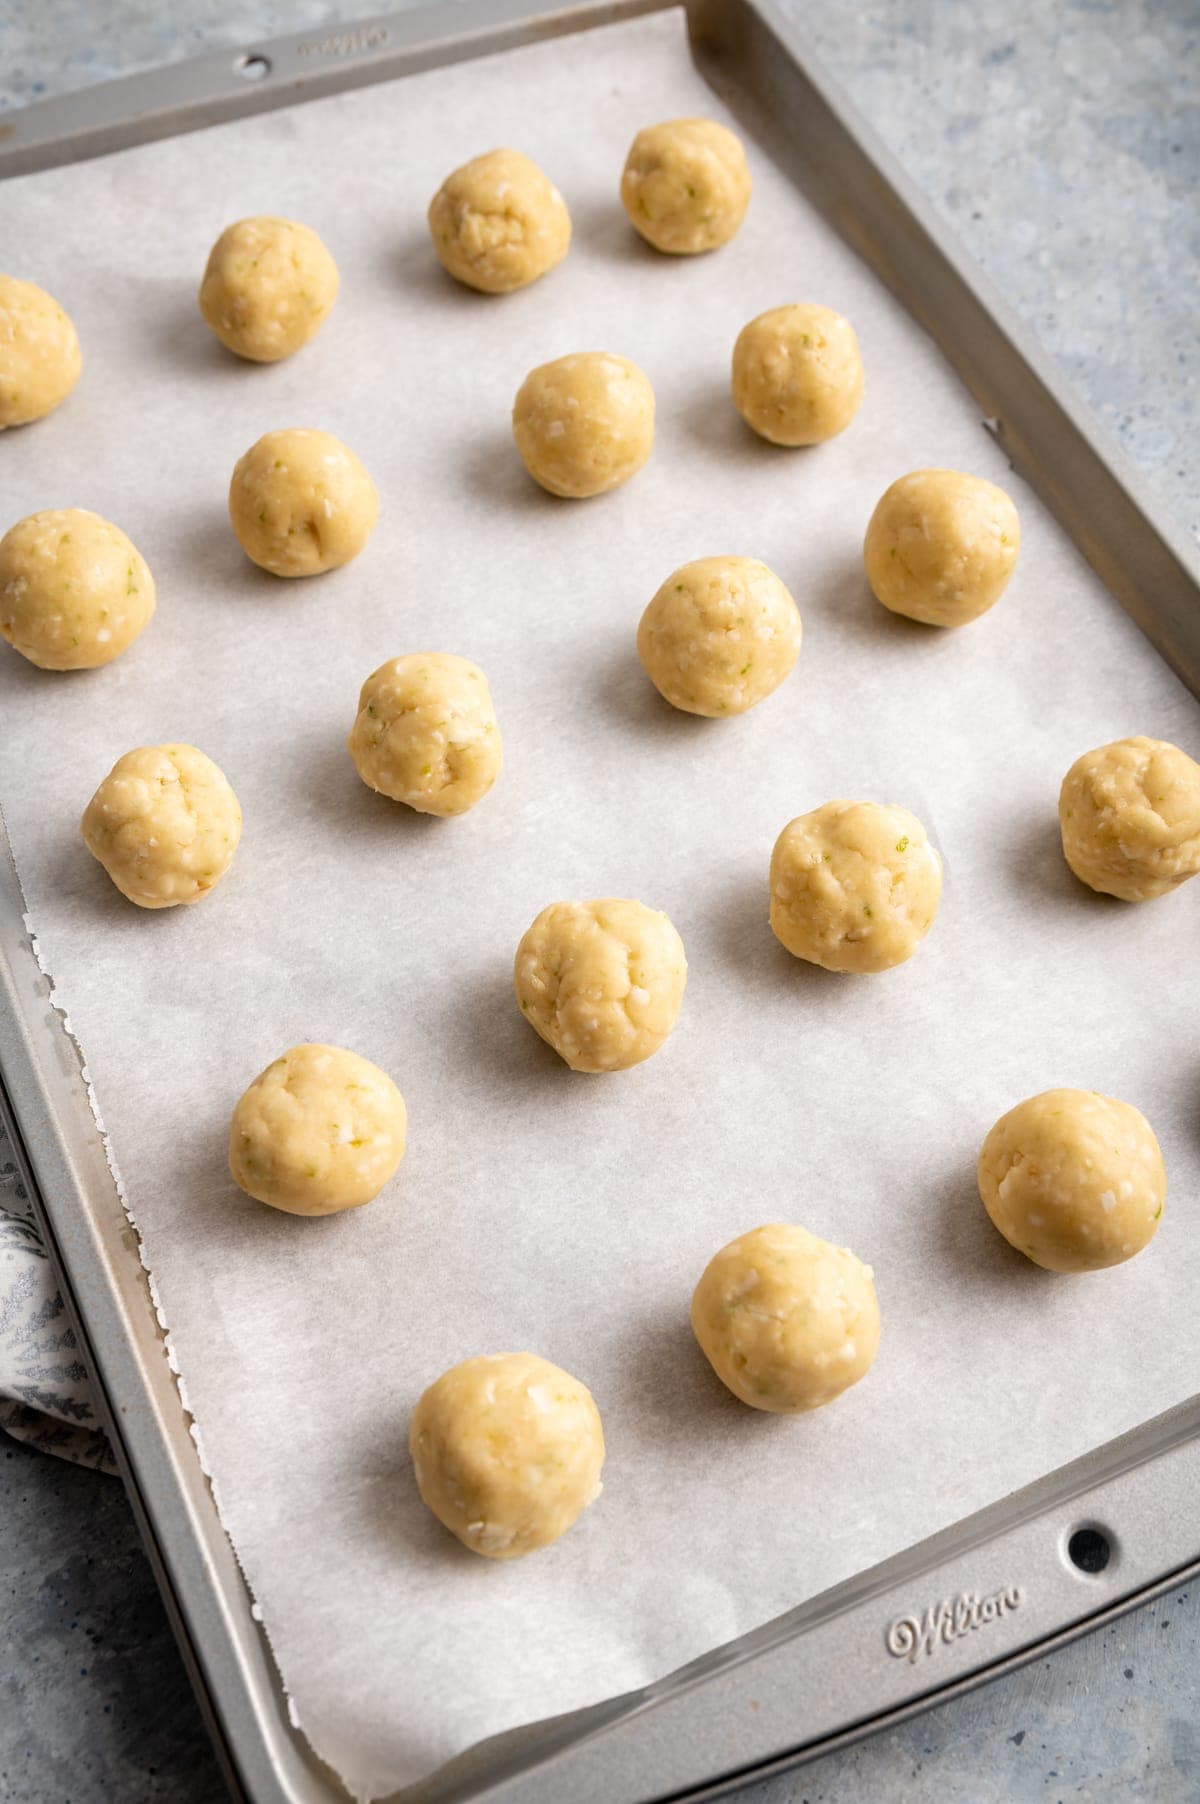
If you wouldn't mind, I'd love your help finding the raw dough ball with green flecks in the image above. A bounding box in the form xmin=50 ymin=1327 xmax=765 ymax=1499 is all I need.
xmin=514 ymin=898 xmax=687 ymax=1071
xmin=637 ymin=555 xmax=802 ymax=716
xmin=348 ymin=652 xmax=502 ymax=816
xmin=409 ymin=1352 xmax=604 ymax=1558
xmin=512 ymin=352 xmax=655 ymax=498
xmin=229 ymin=1043 xmax=407 ymax=1216
xmin=80 ymin=744 xmax=241 ymax=908
xmin=977 ymin=1088 xmax=1166 ymax=1273
xmin=620 ymin=118 xmax=750 ymax=254
xmin=769 ymin=801 xmax=942 ymax=973
xmin=228 ymin=429 xmax=378 ymax=576
xmin=691 ymin=1222 xmax=880 ymax=1413
xmin=0 ymin=274 xmax=82 ymax=428
xmin=1059 ymin=736 xmax=1200 ymax=902
xmin=0 ymin=508 xmax=154 ymax=670
xmin=199 ymin=217 xmax=339 ymax=362
xmin=864 ymin=468 xmax=1020 ymax=626
xmin=731 ymin=304 xmax=863 ymax=445
xmin=428 ymin=149 xmax=571 ymax=294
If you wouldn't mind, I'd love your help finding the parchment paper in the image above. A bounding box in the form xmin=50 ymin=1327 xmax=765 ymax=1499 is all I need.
xmin=3 ymin=12 xmax=1199 ymax=1796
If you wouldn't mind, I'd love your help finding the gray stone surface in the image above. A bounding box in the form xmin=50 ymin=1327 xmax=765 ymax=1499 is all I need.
xmin=1 ymin=1 xmax=1198 ymax=1800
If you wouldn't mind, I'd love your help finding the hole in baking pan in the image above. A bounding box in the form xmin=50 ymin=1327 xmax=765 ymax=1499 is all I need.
xmin=235 ymin=53 xmax=272 ymax=80
xmin=1066 ymin=1523 xmax=1115 ymax=1576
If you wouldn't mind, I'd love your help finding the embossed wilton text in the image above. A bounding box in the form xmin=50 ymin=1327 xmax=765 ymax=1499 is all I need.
xmin=297 ymin=26 xmax=391 ymax=58
xmin=885 ymin=1585 xmax=1023 ymax=1662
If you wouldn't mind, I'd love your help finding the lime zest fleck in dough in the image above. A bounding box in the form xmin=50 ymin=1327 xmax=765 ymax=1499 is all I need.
xmin=896 ymin=836 xmax=909 ymax=852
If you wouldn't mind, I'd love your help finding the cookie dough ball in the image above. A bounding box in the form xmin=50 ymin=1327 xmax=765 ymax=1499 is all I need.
xmin=512 ymin=353 xmax=654 ymax=499
xmin=80 ymin=744 xmax=241 ymax=908
xmin=637 ymin=556 xmax=802 ymax=717
xmin=428 ymin=149 xmax=571 ymax=294
xmin=0 ymin=509 xmax=155 ymax=671
xmin=978 ymin=1089 xmax=1166 ymax=1273
xmin=692 ymin=1223 xmax=880 ymax=1413
xmin=348 ymin=653 xmax=502 ymax=816
xmin=1059 ymin=736 xmax=1200 ymax=902
xmin=229 ymin=1043 xmax=406 ymax=1217
xmin=198 ymin=217 xmax=339 ymax=363
xmin=0 ymin=275 xmax=82 ymax=428
xmin=228 ymin=429 xmax=377 ymax=577
xmin=770 ymin=801 xmax=942 ymax=974
xmin=864 ymin=468 xmax=1020 ymax=627
xmin=514 ymin=898 xmax=687 ymax=1072
xmin=620 ymin=118 xmax=750 ymax=254
xmin=410 ymin=1352 xmax=604 ymax=1559
xmin=731 ymin=304 xmax=863 ymax=446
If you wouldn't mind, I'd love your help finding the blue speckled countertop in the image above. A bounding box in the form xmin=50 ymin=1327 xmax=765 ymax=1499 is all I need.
xmin=2 ymin=2 xmax=1198 ymax=1800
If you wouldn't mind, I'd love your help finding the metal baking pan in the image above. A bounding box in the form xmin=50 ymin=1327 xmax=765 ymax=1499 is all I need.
xmin=3 ymin=1 xmax=1199 ymax=1798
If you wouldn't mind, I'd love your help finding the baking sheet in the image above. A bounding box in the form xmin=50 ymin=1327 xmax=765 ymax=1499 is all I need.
xmin=2 ymin=9 xmax=1199 ymax=1796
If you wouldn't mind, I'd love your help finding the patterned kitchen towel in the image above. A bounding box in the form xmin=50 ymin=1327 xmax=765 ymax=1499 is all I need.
xmin=0 ymin=1118 xmax=115 ymax=1471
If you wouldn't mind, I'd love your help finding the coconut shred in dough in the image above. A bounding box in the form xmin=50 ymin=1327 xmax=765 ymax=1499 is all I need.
xmin=864 ymin=468 xmax=1020 ymax=626
xmin=514 ymin=899 xmax=687 ymax=1072
xmin=770 ymin=801 xmax=942 ymax=973
xmin=228 ymin=429 xmax=378 ymax=576
xmin=199 ymin=217 xmax=339 ymax=362
xmin=1059 ymin=735 xmax=1200 ymax=902
xmin=512 ymin=353 xmax=654 ymax=498
xmin=620 ymin=118 xmax=750 ymax=254
xmin=731 ymin=304 xmax=863 ymax=446
xmin=0 ymin=274 xmax=82 ymax=428
xmin=80 ymin=744 xmax=241 ymax=908
xmin=978 ymin=1088 xmax=1166 ymax=1273
xmin=348 ymin=653 xmax=502 ymax=816
xmin=427 ymin=149 xmax=571 ymax=294
xmin=637 ymin=556 xmax=802 ymax=716
xmin=691 ymin=1223 xmax=880 ymax=1413
xmin=409 ymin=1352 xmax=604 ymax=1559
xmin=229 ymin=1043 xmax=407 ymax=1216
xmin=0 ymin=508 xmax=155 ymax=670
